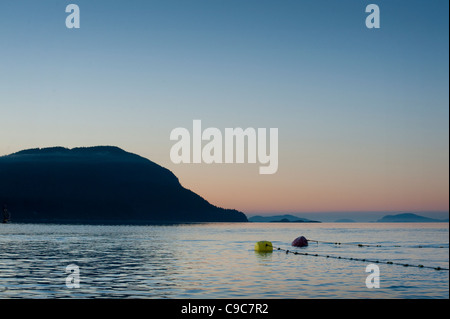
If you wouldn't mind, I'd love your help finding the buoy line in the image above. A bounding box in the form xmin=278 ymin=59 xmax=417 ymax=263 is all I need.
xmin=307 ymin=239 xmax=448 ymax=249
xmin=307 ymin=239 xmax=386 ymax=247
xmin=253 ymin=240 xmax=449 ymax=271
xmin=274 ymin=247 xmax=449 ymax=271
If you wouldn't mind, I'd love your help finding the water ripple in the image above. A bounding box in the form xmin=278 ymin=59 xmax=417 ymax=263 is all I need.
xmin=0 ymin=223 xmax=448 ymax=298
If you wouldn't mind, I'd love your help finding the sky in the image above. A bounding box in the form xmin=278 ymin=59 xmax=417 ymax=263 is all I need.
xmin=0 ymin=0 xmax=448 ymax=220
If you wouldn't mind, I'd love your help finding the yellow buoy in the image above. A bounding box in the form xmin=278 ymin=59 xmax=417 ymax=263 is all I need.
xmin=255 ymin=241 xmax=273 ymax=252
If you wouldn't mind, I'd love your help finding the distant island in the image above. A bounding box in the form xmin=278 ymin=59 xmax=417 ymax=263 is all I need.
xmin=248 ymin=214 xmax=321 ymax=223
xmin=248 ymin=213 xmax=449 ymax=223
xmin=377 ymin=213 xmax=448 ymax=223
xmin=0 ymin=146 xmax=247 ymax=224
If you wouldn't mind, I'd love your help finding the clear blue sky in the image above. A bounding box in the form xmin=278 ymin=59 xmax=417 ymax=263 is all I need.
xmin=0 ymin=1 xmax=448 ymax=217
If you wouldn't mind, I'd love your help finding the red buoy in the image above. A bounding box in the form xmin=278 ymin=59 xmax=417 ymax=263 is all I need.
xmin=292 ymin=236 xmax=308 ymax=247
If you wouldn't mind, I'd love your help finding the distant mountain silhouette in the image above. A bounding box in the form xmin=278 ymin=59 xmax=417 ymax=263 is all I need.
xmin=249 ymin=214 xmax=320 ymax=223
xmin=0 ymin=146 xmax=247 ymax=224
xmin=377 ymin=213 xmax=447 ymax=223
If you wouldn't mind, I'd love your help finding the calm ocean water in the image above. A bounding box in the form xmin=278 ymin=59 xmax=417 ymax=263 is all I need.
xmin=0 ymin=222 xmax=448 ymax=299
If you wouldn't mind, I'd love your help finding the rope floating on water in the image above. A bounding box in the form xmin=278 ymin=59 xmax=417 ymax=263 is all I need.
xmin=307 ymin=239 xmax=384 ymax=247
xmin=275 ymin=247 xmax=450 ymax=271
xmin=307 ymin=239 xmax=448 ymax=249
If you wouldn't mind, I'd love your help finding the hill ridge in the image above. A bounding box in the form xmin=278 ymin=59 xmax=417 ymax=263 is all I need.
xmin=0 ymin=146 xmax=247 ymax=224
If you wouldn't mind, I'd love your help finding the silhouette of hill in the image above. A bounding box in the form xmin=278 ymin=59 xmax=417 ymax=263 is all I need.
xmin=0 ymin=146 xmax=247 ymax=224
xmin=248 ymin=214 xmax=320 ymax=223
xmin=376 ymin=213 xmax=447 ymax=223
